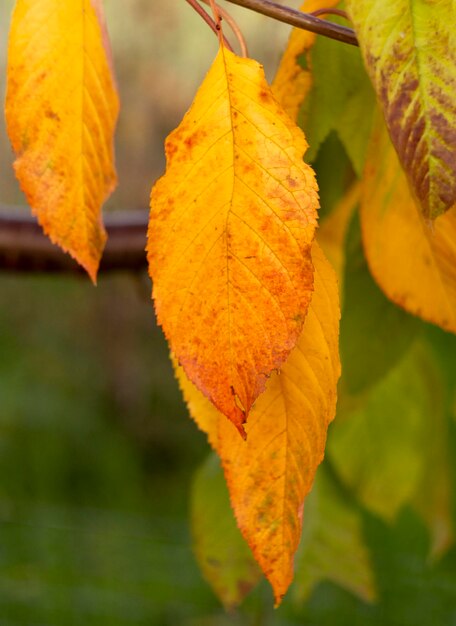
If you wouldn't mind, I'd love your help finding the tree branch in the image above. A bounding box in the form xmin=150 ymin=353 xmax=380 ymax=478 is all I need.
xmin=0 ymin=207 xmax=148 ymax=275
xmin=223 ymin=0 xmax=358 ymax=46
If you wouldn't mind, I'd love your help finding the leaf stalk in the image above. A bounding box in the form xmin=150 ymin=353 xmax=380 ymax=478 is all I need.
xmin=200 ymin=0 xmax=249 ymax=56
xmin=184 ymin=0 xmax=234 ymax=51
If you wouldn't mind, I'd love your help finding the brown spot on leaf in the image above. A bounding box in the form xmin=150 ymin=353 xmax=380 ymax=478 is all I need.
xmin=184 ymin=135 xmax=196 ymax=149
xmin=287 ymin=176 xmax=297 ymax=188
xmin=165 ymin=141 xmax=178 ymax=159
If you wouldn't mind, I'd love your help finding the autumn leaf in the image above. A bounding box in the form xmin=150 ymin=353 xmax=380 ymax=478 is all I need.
xmin=361 ymin=113 xmax=456 ymax=334
xmin=148 ymin=44 xmax=319 ymax=435
xmin=191 ymin=453 xmax=261 ymax=609
xmin=5 ymin=0 xmax=119 ymax=282
xmin=272 ymin=0 xmax=340 ymax=121
xmin=347 ymin=0 xmax=456 ymax=219
xmin=176 ymin=242 xmax=340 ymax=604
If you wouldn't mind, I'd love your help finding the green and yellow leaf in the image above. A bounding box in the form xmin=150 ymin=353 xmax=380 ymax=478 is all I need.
xmin=361 ymin=113 xmax=456 ymax=334
xmin=6 ymin=0 xmax=119 ymax=282
xmin=347 ymin=0 xmax=456 ymax=219
xmin=176 ymin=243 xmax=341 ymax=605
xmin=149 ymin=44 xmax=319 ymax=435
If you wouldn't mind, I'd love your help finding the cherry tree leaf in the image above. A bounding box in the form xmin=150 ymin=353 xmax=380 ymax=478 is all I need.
xmin=176 ymin=243 xmax=341 ymax=604
xmin=6 ymin=0 xmax=119 ymax=282
xmin=361 ymin=113 xmax=456 ymax=334
xmin=148 ymin=45 xmax=318 ymax=435
xmin=347 ymin=0 xmax=456 ymax=219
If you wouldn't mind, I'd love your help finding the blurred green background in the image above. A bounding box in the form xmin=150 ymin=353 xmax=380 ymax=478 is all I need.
xmin=1 ymin=1 xmax=456 ymax=625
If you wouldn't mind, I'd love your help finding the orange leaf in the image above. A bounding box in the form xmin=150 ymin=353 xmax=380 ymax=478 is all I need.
xmin=148 ymin=45 xmax=318 ymax=435
xmin=5 ymin=0 xmax=119 ymax=282
xmin=176 ymin=242 xmax=341 ymax=604
xmin=361 ymin=113 xmax=456 ymax=334
xmin=272 ymin=0 xmax=340 ymax=122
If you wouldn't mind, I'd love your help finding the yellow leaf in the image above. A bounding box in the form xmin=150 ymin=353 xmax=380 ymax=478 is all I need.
xmin=272 ymin=0 xmax=340 ymax=122
xmin=5 ymin=0 xmax=119 ymax=282
xmin=361 ymin=113 xmax=456 ymax=334
xmin=176 ymin=243 xmax=341 ymax=604
xmin=148 ymin=45 xmax=319 ymax=435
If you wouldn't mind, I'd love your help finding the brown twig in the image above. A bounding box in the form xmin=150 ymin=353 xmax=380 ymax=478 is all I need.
xmin=223 ymin=0 xmax=358 ymax=46
xmin=184 ymin=0 xmax=234 ymax=51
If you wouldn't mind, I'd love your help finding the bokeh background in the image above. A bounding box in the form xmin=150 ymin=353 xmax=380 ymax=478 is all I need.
xmin=0 ymin=2 xmax=456 ymax=625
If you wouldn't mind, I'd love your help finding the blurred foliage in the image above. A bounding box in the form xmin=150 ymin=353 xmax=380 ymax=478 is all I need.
xmin=340 ymin=213 xmax=421 ymax=394
xmin=0 ymin=274 xmax=213 ymax=624
xmin=330 ymin=341 xmax=439 ymax=522
xmin=1 ymin=279 xmax=454 ymax=626
xmin=294 ymin=464 xmax=376 ymax=604
xmin=191 ymin=454 xmax=261 ymax=609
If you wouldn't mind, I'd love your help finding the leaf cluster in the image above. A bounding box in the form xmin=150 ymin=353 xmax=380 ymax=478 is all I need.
xmin=2 ymin=0 xmax=456 ymax=611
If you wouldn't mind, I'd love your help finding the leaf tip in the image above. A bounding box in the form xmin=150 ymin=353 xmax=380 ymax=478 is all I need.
xmin=273 ymin=593 xmax=285 ymax=609
xmin=270 ymin=570 xmax=292 ymax=608
xmin=86 ymin=264 xmax=99 ymax=285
